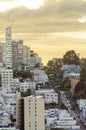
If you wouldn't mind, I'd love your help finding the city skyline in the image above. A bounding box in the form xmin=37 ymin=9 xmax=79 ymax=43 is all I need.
xmin=0 ymin=0 xmax=86 ymax=64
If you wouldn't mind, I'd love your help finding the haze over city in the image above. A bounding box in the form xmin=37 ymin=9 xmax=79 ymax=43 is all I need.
xmin=0 ymin=0 xmax=86 ymax=64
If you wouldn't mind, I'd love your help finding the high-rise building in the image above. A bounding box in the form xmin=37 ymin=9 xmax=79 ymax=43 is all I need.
xmin=4 ymin=27 xmax=12 ymax=68
xmin=12 ymin=40 xmax=23 ymax=70
xmin=1 ymin=68 xmax=13 ymax=89
xmin=12 ymin=40 xmax=18 ymax=69
xmin=17 ymin=40 xmax=23 ymax=66
xmin=0 ymin=42 xmax=4 ymax=64
xmin=23 ymin=45 xmax=30 ymax=65
xmin=16 ymin=92 xmax=45 ymax=130
xmin=16 ymin=91 xmax=21 ymax=128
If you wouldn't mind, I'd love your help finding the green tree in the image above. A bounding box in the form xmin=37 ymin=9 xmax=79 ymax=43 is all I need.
xmin=34 ymin=63 xmax=40 ymax=68
xmin=80 ymin=67 xmax=86 ymax=83
xmin=63 ymin=50 xmax=80 ymax=65
xmin=74 ymin=81 xmax=86 ymax=99
xmin=13 ymin=70 xmax=33 ymax=79
xmin=61 ymin=104 xmax=68 ymax=110
xmin=45 ymin=59 xmax=63 ymax=86
xmin=74 ymin=64 xmax=86 ymax=99
xmin=61 ymin=77 xmax=71 ymax=91
xmin=47 ymin=60 xmax=53 ymax=67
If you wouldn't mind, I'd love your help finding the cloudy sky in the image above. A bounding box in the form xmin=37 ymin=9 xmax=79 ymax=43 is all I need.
xmin=0 ymin=0 xmax=86 ymax=64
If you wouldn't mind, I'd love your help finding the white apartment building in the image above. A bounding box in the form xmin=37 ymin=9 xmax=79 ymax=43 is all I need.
xmin=1 ymin=69 xmax=13 ymax=89
xmin=82 ymin=107 xmax=86 ymax=118
xmin=46 ymin=109 xmax=80 ymax=129
xmin=35 ymin=56 xmax=42 ymax=64
xmin=16 ymin=92 xmax=45 ymax=130
xmin=77 ymin=99 xmax=86 ymax=110
xmin=46 ymin=117 xmax=58 ymax=126
xmin=55 ymin=120 xmax=77 ymax=126
xmin=12 ymin=40 xmax=23 ymax=70
xmin=13 ymin=78 xmax=20 ymax=91
xmin=35 ymin=89 xmax=58 ymax=104
xmin=5 ymin=104 xmax=15 ymax=115
xmin=45 ymin=92 xmax=58 ymax=104
xmin=28 ymin=81 xmax=36 ymax=90
xmin=30 ymin=52 xmax=42 ymax=69
xmin=36 ymin=89 xmax=55 ymax=95
xmin=0 ymin=128 xmax=17 ymax=130
xmin=0 ymin=42 xmax=4 ymax=64
xmin=20 ymin=82 xmax=29 ymax=92
xmin=57 ymin=110 xmax=74 ymax=120
xmin=0 ymin=113 xmax=11 ymax=127
xmin=20 ymin=81 xmax=36 ymax=92
xmin=4 ymin=27 xmax=12 ymax=68
xmin=19 ymin=81 xmax=36 ymax=93
xmin=0 ymin=97 xmax=3 ymax=108
xmin=23 ymin=45 xmax=30 ymax=65
xmin=3 ymin=93 xmax=16 ymax=105
xmin=33 ymin=69 xmax=49 ymax=84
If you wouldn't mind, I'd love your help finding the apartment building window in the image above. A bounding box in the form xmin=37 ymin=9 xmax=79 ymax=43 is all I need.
xmin=35 ymin=114 xmax=37 ymax=116
xmin=29 ymin=125 xmax=31 ymax=127
xmin=35 ymin=100 xmax=37 ymax=106
xmin=35 ymin=124 xmax=37 ymax=127
xmin=29 ymin=122 xmax=31 ymax=127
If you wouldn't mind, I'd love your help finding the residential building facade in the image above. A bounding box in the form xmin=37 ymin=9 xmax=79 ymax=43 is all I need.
xmin=16 ymin=92 xmax=45 ymax=130
xmin=23 ymin=45 xmax=30 ymax=65
xmin=4 ymin=27 xmax=12 ymax=68
xmin=12 ymin=40 xmax=23 ymax=70
xmin=1 ymin=69 xmax=13 ymax=89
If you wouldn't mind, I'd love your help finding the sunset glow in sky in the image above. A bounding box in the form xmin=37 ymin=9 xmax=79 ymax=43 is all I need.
xmin=0 ymin=0 xmax=86 ymax=64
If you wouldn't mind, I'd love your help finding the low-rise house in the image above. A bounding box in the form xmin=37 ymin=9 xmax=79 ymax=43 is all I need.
xmin=13 ymin=78 xmax=20 ymax=91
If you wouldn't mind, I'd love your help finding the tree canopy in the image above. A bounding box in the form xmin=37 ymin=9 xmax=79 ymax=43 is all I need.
xmin=13 ymin=70 xmax=33 ymax=79
xmin=61 ymin=77 xmax=71 ymax=91
xmin=45 ymin=59 xmax=63 ymax=86
xmin=63 ymin=50 xmax=80 ymax=65
xmin=74 ymin=63 xmax=86 ymax=99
